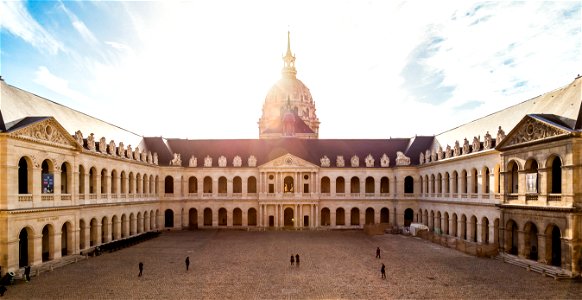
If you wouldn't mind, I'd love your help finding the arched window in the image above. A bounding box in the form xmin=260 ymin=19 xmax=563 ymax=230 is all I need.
xmin=483 ymin=167 xmax=490 ymax=194
xmin=350 ymin=177 xmax=360 ymax=194
xmin=471 ymin=169 xmax=478 ymax=194
xmin=404 ymin=176 xmax=414 ymax=194
xmin=461 ymin=170 xmax=468 ymax=194
xmin=120 ymin=171 xmax=127 ymax=194
xmin=218 ymin=177 xmax=227 ymax=193
xmin=233 ymin=176 xmax=242 ymax=194
xmin=101 ymin=169 xmax=108 ymax=194
xmin=419 ymin=176 xmax=423 ymax=194
xmin=430 ymin=174 xmax=435 ymax=193
xmin=283 ymin=176 xmax=294 ymax=193
xmin=18 ymin=157 xmax=31 ymax=194
xmin=548 ymin=156 xmax=562 ymax=194
xmin=525 ymin=159 xmax=539 ymax=194
xmin=507 ymin=161 xmax=519 ymax=194
xmin=321 ymin=177 xmax=330 ymax=193
xmin=365 ymin=177 xmax=374 ymax=193
xmin=78 ymin=165 xmax=85 ymax=194
xmin=452 ymin=171 xmax=458 ymax=194
xmin=204 ymin=176 xmax=212 ymax=193
xmin=437 ymin=173 xmax=442 ymax=193
xmin=136 ymin=173 xmax=142 ymax=194
xmin=247 ymin=176 xmax=257 ymax=193
xmin=336 ymin=177 xmax=345 ymax=193
xmin=111 ymin=170 xmax=118 ymax=194
xmin=61 ymin=162 xmax=71 ymax=194
xmin=164 ymin=176 xmax=174 ymax=194
xmin=380 ymin=177 xmax=389 ymax=194
xmin=188 ymin=176 xmax=198 ymax=194
xmin=129 ymin=172 xmax=135 ymax=194
xmin=444 ymin=172 xmax=450 ymax=194
xmin=41 ymin=160 xmax=54 ymax=194
xmin=88 ymin=167 xmax=97 ymax=194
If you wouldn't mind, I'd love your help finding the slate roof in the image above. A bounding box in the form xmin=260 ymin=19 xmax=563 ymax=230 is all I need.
xmin=435 ymin=76 xmax=582 ymax=148
xmin=144 ymin=137 xmax=434 ymax=167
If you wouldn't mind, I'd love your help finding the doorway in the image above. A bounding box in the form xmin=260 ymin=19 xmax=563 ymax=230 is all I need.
xmin=284 ymin=208 xmax=294 ymax=227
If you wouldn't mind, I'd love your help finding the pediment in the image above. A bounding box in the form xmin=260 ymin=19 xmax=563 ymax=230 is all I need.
xmin=8 ymin=117 xmax=80 ymax=150
xmin=259 ymin=153 xmax=318 ymax=169
xmin=496 ymin=115 xmax=572 ymax=150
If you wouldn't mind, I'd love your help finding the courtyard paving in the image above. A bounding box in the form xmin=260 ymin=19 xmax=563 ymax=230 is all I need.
xmin=3 ymin=229 xmax=582 ymax=299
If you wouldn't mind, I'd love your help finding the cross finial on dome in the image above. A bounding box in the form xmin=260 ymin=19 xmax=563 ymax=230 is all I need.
xmin=282 ymin=31 xmax=297 ymax=78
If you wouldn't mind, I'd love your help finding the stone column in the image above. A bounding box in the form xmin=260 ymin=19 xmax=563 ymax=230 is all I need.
xmin=359 ymin=210 xmax=365 ymax=227
xmin=476 ymin=222 xmax=483 ymax=243
xmin=227 ymin=177 xmax=233 ymax=196
xmin=212 ymin=209 xmax=218 ymax=227
xmin=488 ymin=224 xmax=496 ymax=245
xmin=330 ymin=209 xmax=336 ymax=227
xmin=331 ymin=178 xmax=336 ymax=196
xmin=227 ymin=208 xmax=233 ymax=227
xmin=315 ymin=205 xmax=319 ymax=228
xmin=52 ymin=232 xmax=62 ymax=260
xmin=537 ymin=234 xmax=547 ymax=263
xmin=33 ymin=234 xmax=43 ymax=266
xmin=517 ymin=230 xmax=526 ymax=258
xmin=346 ymin=209 xmax=352 ymax=227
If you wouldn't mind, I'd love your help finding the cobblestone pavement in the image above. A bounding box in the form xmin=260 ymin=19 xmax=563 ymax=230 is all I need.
xmin=4 ymin=230 xmax=582 ymax=299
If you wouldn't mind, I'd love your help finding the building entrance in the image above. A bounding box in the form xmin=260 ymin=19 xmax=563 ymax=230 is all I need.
xmin=284 ymin=208 xmax=294 ymax=227
xmin=304 ymin=216 xmax=309 ymax=227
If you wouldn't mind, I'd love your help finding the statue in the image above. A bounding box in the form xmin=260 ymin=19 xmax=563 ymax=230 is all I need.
xmin=126 ymin=145 xmax=133 ymax=159
xmin=218 ymin=156 xmax=227 ymax=167
xmin=320 ymin=155 xmax=330 ymax=167
xmin=233 ymin=156 xmax=242 ymax=167
xmin=170 ymin=153 xmax=182 ymax=166
xmin=118 ymin=142 xmax=125 ymax=157
xmin=351 ymin=155 xmax=359 ymax=167
xmin=497 ymin=126 xmax=506 ymax=144
xmin=483 ymin=131 xmax=492 ymax=149
xmin=437 ymin=146 xmax=443 ymax=160
xmin=99 ymin=137 xmax=107 ymax=153
xmin=108 ymin=140 xmax=116 ymax=155
xmin=248 ymin=155 xmax=257 ymax=167
xmin=453 ymin=140 xmax=460 ymax=157
xmin=445 ymin=145 xmax=452 ymax=158
xmin=336 ymin=156 xmax=345 ymax=167
xmin=153 ymin=152 xmax=158 ymax=165
xmin=204 ymin=155 xmax=212 ymax=167
xmin=462 ymin=138 xmax=470 ymax=155
xmin=74 ymin=130 xmax=83 ymax=146
xmin=419 ymin=152 xmax=424 ymax=165
xmin=472 ymin=136 xmax=480 ymax=152
xmin=189 ymin=155 xmax=197 ymax=167
xmin=87 ymin=133 xmax=96 ymax=151
xmin=395 ymin=151 xmax=410 ymax=166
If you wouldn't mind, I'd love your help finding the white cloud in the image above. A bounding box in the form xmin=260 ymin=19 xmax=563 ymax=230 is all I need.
xmin=34 ymin=66 xmax=92 ymax=104
xmin=59 ymin=1 xmax=99 ymax=45
xmin=0 ymin=0 xmax=64 ymax=54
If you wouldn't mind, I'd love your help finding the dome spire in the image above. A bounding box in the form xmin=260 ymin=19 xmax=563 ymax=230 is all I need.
xmin=282 ymin=31 xmax=297 ymax=78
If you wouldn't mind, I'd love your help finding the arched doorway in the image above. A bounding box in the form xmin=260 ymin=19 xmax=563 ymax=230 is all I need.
xmin=42 ymin=225 xmax=53 ymax=262
xmin=189 ymin=208 xmax=198 ymax=229
xmin=204 ymin=208 xmax=212 ymax=226
xmin=336 ymin=208 xmax=345 ymax=226
xmin=365 ymin=208 xmax=374 ymax=225
xmin=18 ymin=157 xmax=30 ymax=194
xmin=233 ymin=208 xmax=242 ymax=226
xmin=19 ymin=228 xmax=32 ymax=267
xmin=404 ymin=208 xmax=413 ymax=227
xmin=284 ymin=207 xmax=294 ymax=227
xmin=79 ymin=219 xmax=86 ymax=249
xmin=547 ymin=225 xmax=562 ymax=267
xmin=321 ymin=208 xmax=330 ymax=226
xmin=351 ymin=208 xmax=360 ymax=226
xmin=525 ymin=222 xmax=538 ymax=261
xmin=218 ymin=208 xmax=227 ymax=226
xmin=247 ymin=208 xmax=257 ymax=226
xmin=61 ymin=222 xmax=72 ymax=256
xmin=380 ymin=208 xmax=390 ymax=224
xmin=506 ymin=220 xmax=518 ymax=255
xmin=164 ymin=209 xmax=174 ymax=228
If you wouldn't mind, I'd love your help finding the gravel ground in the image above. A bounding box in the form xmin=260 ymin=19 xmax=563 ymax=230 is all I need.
xmin=3 ymin=230 xmax=581 ymax=299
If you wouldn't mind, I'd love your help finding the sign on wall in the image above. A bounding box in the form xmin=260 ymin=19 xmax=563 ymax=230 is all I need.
xmin=526 ymin=173 xmax=538 ymax=194
xmin=42 ymin=173 xmax=54 ymax=194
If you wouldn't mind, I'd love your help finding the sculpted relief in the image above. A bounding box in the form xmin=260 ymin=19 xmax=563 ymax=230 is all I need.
xmin=87 ymin=133 xmax=96 ymax=151
xmin=380 ymin=153 xmax=389 ymax=167
xmin=204 ymin=155 xmax=213 ymax=167
xmin=99 ymin=137 xmax=107 ymax=153
xmin=351 ymin=155 xmax=359 ymax=167
xmin=248 ymin=155 xmax=257 ymax=167
xmin=502 ymin=118 xmax=567 ymax=148
xmin=189 ymin=156 xmax=197 ymax=167
xmin=365 ymin=154 xmax=374 ymax=167
xmin=483 ymin=131 xmax=492 ymax=149
xmin=395 ymin=151 xmax=410 ymax=166
xmin=462 ymin=138 xmax=470 ymax=155
xmin=320 ymin=155 xmax=330 ymax=167
xmin=336 ymin=156 xmax=345 ymax=167
xmin=218 ymin=156 xmax=227 ymax=167
xmin=233 ymin=156 xmax=242 ymax=167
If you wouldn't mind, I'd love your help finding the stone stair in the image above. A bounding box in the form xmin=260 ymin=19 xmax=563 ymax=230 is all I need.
xmin=496 ymin=252 xmax=578 ymax=280
xmin=12 ymin=254 xmax=87 ymax=281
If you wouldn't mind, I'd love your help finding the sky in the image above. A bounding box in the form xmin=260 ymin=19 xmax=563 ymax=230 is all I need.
xmin=0 ymin=0 xmax=580 ymax=139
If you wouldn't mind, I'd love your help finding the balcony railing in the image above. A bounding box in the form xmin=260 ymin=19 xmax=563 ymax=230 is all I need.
xmin=548 ymin=194 xmax=562 ymax=201
xmin=89 ymin=194 xmax=97 ymax=200
xmin=321 ymin=193 xmax=331 ymax=197
xmin=61 ymin=194 xmax=72 ymax=201
xmin=506 ymin=194 xmax=518 ymax=201
xmin=526 ymin=194 xmax=538 ymax=201
xmin=365 ymin=193 xmax=375 ymax=197
xmin=41 ymin=195 xmax=54 ymax=201
xmin=18 ymin=194 xmax=33 ymax=202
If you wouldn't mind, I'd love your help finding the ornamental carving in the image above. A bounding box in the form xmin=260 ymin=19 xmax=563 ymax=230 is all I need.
xmin=437 ymin=146 xmax=443 ymax=160
xmin=74 ymin=130 xmax=83 ymax=146
xmin=153 ymin=152 xmax=158 ymax=165
xmin=453 ymin=140 xmax=460 ymax=157
xmin=87 ymin=133 xmax=96 ymax=151
xmin=497 ymin=126 xmax=506 ymax=144
xmin=147 ymin=151 xmax=152 ymax=164
xmin=99 ymin=137 xmax=107 ymax=153
xmin=320 ymin=155 xmax=330 ymax=167
xmin=30 ymin=155 xmax=40 ymax=168
xmin=189 ymin=156 xmax=197 ymax=167
xmin=218 ymin=156 xmax=227 ymax=167
xmin=233 ymin=156 xmax=242 ymax=167
xmin=204 ymin=155 xmax=213 ymax=167
xmin=483 ymin=131 xmax=492 ymax=149
xmin=248 ymin=155 xmax=257 ymax=167
xmin=430 ymin=149 xmax=437 ymax=162
xmin=419 ymin=153 xmax=424 ymax=165
xmin=445 ymin=145 xmax=452 ymax=158
xmin=502 ymin=117 xmax=567 ymax=148
xmin=11 ymin=119 xmax=73 ymax=147
xmin=425 ymin=150 xmax=431 ymax=163
xmin=118 ymin=142 xmax=125 ymax=157
xmin=126 ymin=145 xmax=133 ymax=159
xmin=395 ymin=151 xmax=410 ymax=166
xmin=365 ymin=154 xmax=374 ymax=167
xmin=108 ymin=140 xmax=116 ymax=155
xmin=351 ymin=155 xmax=359 ymax=167
xmin=336 ymin=156 xmax=345 ymax=167
xmin=472 ymin=136 xmax=480 ymax=152
xmin=141 ymin=152 xmax=147 ymax=162
xmin=380 ymin=154 xmax=389 ymax=167
xmin=134 ymin=147 xmax=140 ymax=161
xmin=462 ymin=138 xmax=470 ymax=155
xmin=170 ymin=153 xmax=182 ymax=166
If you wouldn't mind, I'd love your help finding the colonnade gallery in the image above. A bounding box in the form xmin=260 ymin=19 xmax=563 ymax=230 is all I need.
xmin=1 ymin=35 xmax=581 ymax=277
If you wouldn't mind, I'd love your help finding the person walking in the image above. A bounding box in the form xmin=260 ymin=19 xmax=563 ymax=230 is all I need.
xmin=24 ymin=266 xmax=31 ymax=282
xmin=185 ymin=256 xmax=190 ymax=271
xmin=138 ymin=262 xmax=144 ymax=277
xmin=290 ymin=255 xmax=295 ymax=266
xmin=376 ymin=247 xmax=381 ymax=259
xmin=381 ymin=263 xmax=386 ymax=279
xmin=295 ymin=254 xmax=300 ymax=266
